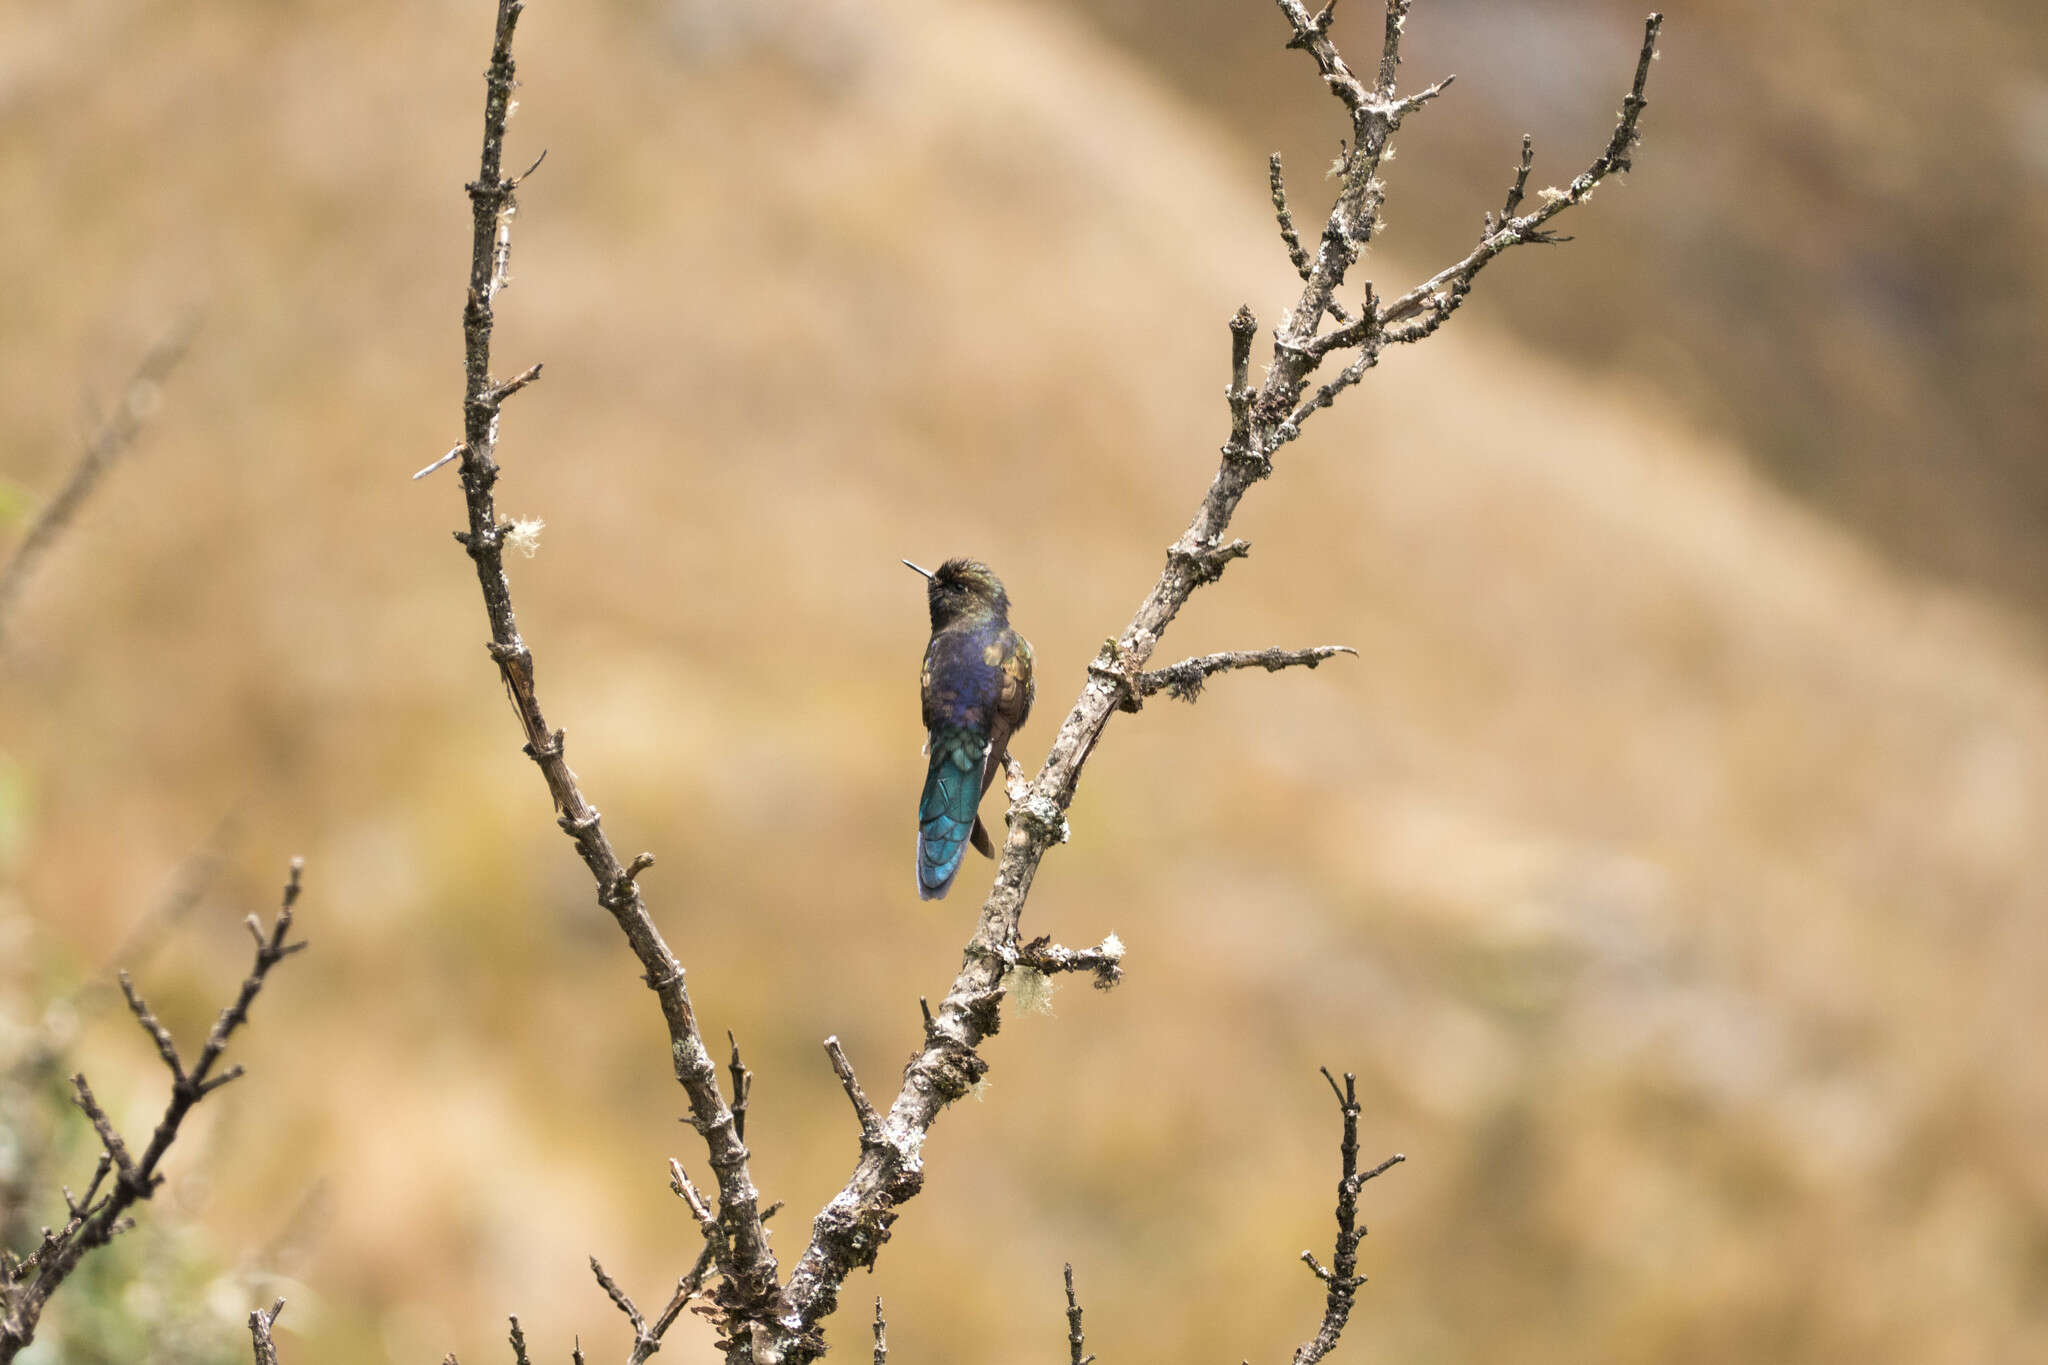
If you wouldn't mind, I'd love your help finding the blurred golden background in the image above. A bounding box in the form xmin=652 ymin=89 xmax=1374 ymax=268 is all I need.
xmin=4 ymin=1 xmax=2046 ymax=1362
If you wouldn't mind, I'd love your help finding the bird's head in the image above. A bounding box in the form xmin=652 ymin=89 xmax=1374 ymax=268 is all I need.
xmin=904 ymin=557 xmax=1011 ymax=629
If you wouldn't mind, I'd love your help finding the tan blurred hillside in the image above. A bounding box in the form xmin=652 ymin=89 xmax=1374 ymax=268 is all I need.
xmin=2 ymin=2 xmax=2046 ymax=1364
xmin=1057 ymin=0 xmax=2048 ymax=611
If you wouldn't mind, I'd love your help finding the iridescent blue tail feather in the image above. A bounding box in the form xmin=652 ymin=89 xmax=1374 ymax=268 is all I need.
xmin=917 ymin=724 xmax=988 ymax=900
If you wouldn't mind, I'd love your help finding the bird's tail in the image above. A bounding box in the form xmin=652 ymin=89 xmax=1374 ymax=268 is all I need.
xmin=917 ymin=725 xmax=988 ymax=900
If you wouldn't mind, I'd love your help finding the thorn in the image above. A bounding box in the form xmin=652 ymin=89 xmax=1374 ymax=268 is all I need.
xmin=511 ymin=148 xmax=549 ymax=185
xmin=413 ymin=444 xmax=465 ymax=480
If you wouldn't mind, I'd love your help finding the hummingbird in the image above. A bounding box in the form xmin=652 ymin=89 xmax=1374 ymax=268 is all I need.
xmin=904 ymin=558 xmax=1035 ymax=900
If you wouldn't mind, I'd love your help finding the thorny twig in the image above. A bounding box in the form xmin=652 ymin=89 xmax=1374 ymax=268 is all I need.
xmin=0 ymin=861 xmax=308 ymax=1365
xmin=1291 ymin=1072 xmax=1403 ymax=1365
xmin=436 ymin=0 xmax=776 ymax=1347
xmin=0 ymin=316 xmax=197 ymax=656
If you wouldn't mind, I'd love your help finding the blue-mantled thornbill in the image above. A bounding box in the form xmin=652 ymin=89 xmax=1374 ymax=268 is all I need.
xmin=904 ymin=558 xmax=1035 ymax=900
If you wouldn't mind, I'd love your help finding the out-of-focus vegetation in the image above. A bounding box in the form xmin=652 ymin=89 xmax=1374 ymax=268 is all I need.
xmin=1064 ymin=0 xmax=2048 ymax=609
xmin=2 ymin=2 xmax=2045 ymax=1364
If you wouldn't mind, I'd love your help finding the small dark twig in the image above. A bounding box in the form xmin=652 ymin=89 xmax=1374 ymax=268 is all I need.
xmin=1289 ymin=1071 xmax=1404 ymax=1365
xmin=1270 ymin=156 xmax=1353 ymax=325
xmin=509 ymin=1315 xmax=532 ymax=1365
xmin=728 ymin=1031 xmax=753 ymax=1145
xmin=590 ymin=1257 xmax=648 ymax=1343
xmin=1487 ymin=134 xmax=1537 ymax=233
xmin=636 ymin=1246 xmax=716 ymax=1365
xmin=872 ymin=1298 xmax=887 ymax=1365
xmin=824 ymin=1038 xmax=884 ymax=1148
xmin=248 ymin=1298 xmax=286 ymax=1365
xmin=118 ymin=973 xmax=186 ymax=1085
xmin=1063 ymin=1264 xmax=1095 ymax=1365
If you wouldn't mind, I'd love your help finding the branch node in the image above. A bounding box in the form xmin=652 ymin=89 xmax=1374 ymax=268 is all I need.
xmin=1168 ymin=538 xmax=1252 ymax=589
xmin=1085 ymin=639 xmax=1145 ymax=714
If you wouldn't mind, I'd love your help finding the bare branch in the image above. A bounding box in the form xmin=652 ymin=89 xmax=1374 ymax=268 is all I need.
xmin=609 ymin=1168 xmax=781 ymax=1365
xmin=1133 ymin=646 xmax=1356 ymax=705
xmin=1063 ymin=1264 xmax=1096 ymax=1365
xmin=3 ymin=862 xmax=308 ymax=1365
xmin=118 ymin=972 xmax=187 ymax=1085
xmin=636 ymin=1247 xmax=717 ymax=1365
xmin=824 ymin=1038 xmax=884 ymax=1149
xmin=68 ymin=1077 xmax=139 ymax=1192
xmin=1015 ymin=935 xmax=1126 ymax=992
xmin=589 ymin=1257 xmax=648 ymax=1342
xmin=0 ymin=316 xmax=197 ymax=656
xmin=1270 ymin=157 xmax=1353 ymax=326
xmin=1486 ymin=134 xmax=1537 ymax=234
xmin=871 ymin=1298 xmax=887 ymax=1365
xmin=249 ymin=1298 xmax=286 ymax=1365
xmin=434 ymin=0 xmax=778 ymax=1336
xmin=1290 ymin=1071 xmax=1404 ymax=1365
xmin=2 ymin=804 xmax=230 ymax=1269
xmin=1373 ymin=14 xmax=1664 ymax=343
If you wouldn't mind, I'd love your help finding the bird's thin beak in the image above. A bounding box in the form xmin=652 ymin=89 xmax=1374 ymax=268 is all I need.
xmin=901 ymin=559 xmax=933 ymax=579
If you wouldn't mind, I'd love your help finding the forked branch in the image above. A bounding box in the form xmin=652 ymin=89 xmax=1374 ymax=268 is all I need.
xmin=1 ymin=862 xmax=308 ymax=1365
xmin=1291 ymin=1071 xmax=1402 ymax=1365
